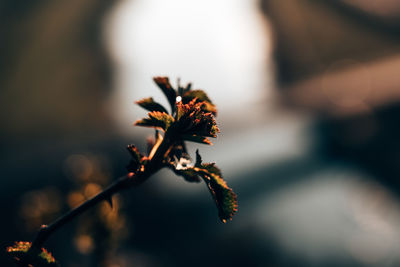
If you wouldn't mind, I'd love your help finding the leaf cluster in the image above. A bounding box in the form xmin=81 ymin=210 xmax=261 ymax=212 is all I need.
xmin=7 ymin=77 xmax=238 ymax=266
xmin=132 ymin=77 xmax=237 ymax=222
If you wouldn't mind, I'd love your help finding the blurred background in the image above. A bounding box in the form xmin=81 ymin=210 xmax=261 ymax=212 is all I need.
xmin=1 ymin=0 xmax=400 ymax=266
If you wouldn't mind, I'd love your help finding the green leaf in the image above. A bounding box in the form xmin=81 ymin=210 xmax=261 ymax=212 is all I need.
xmin=182 ymin=90 xmax=217 ymax=115
xmin=182 ymin=134 xmax=213 ymax=145
xmin=7 ymin=241 xmax=59 ymax=266
xmin=170 ymin=153 xmax=237 ymax=222
xmin=136 ymin=97 xmax=169 ymax=113
xmin=153 ymin=77 xmax=177 ymax=113
xmin=182 ymin=89 xmax=211 ymax=103
xmin=202 ymin=162 xmax=222 ymax=176
xmin=135 ymin=111 xmax=175 ymax=131
xmin=198 ymin=168 xmax=237 ymax=223
xmin=171 ymin=166 xmax=201 ymax=183
xmin=191 ymin=151 xmax=237 ymax=222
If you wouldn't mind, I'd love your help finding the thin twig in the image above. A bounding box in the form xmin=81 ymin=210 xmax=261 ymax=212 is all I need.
xmin=23 ymin=134 xmax=175 ymax=265
xmin=30 ymin=173 xmax=133 ymax=250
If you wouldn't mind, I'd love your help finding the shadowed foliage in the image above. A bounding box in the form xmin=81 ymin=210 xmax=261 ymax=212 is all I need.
xmin=8 ymin=77 xmax=237 ymax=266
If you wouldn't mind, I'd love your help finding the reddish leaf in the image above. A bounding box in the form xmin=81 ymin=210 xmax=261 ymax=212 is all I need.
xmin=182 ymin=90 xmax=217 ymax=115
xmin=153 ymin=77 xmax=177 ymax=113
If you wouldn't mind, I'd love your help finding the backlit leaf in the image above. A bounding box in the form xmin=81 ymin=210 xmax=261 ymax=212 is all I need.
xmin=170 ymin=165 xmax=201 ymax=183
xmin=202 ymin=163 xmax=222 ymax=177
xmin=170 ymin=153 xmax=237 ymax=222
xmin=182 ymin=90 xmax=217 ymax=115
xmin=201 ymin=170 xmax=237 ymax=223
xmin=153 ymin=77 xmax=177 ymax=113
xmin=136 ymin=97 xmax=168 ymax=113
xmin=182 ymin=134 xmax=213 ymax=145
xmin=176 ymin=100 xmax=219 ymax=138
xmin=135 ymin=111 xmax=175 ymax=131
xmin=177 ymin=80 xmax=192 ymax=96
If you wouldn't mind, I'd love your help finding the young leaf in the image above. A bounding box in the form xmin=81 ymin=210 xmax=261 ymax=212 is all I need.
xmin=181 ymin=134 xmax=213 ymax=145
xmin=7 ymin=241 xmax=59 ymax=266
xmin=177 ymin=165 xmax=237 ymax=221
xmin=202 ymin=162 xmax=222 ymax=177
xmin=199 ymin=169 xmax=237 ymax=223
xmin=135 ymin=111 xmax=175 ymax=131
xmin=172 ymin=167 xmax=201 ymax=183
xmin=136 ymin=97 xmax=168 ymax=113
xmin=182 ymin=90 xmax=217 ymax=115
xmin=176 ymin=100 xmax=219 ymax=138
xmin=169 ymin=150 xmax=237 ymax=222
xmin=177 ymin=79 xmax=192 ymax=96
xmin=153 ymin=77 xmax=177 ymax=113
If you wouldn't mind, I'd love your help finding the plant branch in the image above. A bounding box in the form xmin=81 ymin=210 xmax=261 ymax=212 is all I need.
xmin=30 ymin=173 xmax=132 ymax=251
xmin=26 ymin=132 xmax=176 ymax=262
xmin=9 ymin=77 xmax=237 ymax=266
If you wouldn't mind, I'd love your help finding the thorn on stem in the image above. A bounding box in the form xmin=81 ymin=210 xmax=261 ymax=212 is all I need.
xmin=106 ymin=197 xmax=113 ymax=209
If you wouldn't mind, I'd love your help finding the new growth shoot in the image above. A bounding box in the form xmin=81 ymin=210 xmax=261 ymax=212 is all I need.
xmin=8 ymin=77 xmax=238 ymax=266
